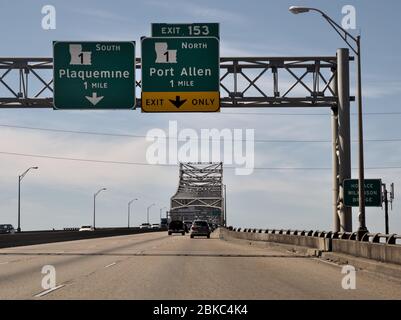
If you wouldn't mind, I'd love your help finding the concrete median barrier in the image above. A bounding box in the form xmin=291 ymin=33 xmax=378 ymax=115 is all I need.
xmin=0 ymin=228 xmax=159 ymax=249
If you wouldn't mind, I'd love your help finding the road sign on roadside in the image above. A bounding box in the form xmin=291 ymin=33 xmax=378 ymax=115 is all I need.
xmin=141 ymin=37 xmax=220 ymax=112
xmin=53 ymin=41 xmax=136 ymax=109
xmin=344 ymin=179 xmax=382 ymax=207
xmin=152 ymin=23 xmax=219 ymax=38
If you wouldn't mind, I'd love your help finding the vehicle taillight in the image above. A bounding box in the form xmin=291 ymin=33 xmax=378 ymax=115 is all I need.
xmin=192 ymin=226 xmax=197 ymax=230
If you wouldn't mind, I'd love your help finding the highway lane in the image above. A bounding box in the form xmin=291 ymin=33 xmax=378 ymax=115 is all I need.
xmin=1 ymin=230 xmax=401 ymax=299
xmin=0 ymin=232 xmax=170 ymax=299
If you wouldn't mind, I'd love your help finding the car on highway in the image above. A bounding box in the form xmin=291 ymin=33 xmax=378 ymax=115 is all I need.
xmin=79 ymin=225 xmax=94 ymax=232
xmin=190 ymin=220 xmax=211 ymax=239
xmin=183 ymin=220 xmax=192 ymax=233
xmin=0 ymin=224 xmax=15 ymax=234
xmin=168 ymin=220 xmax=186 ymax=236
xmin=139 ymin=223 xmax=152 ymax=230
xmin=151 ymin=223 xmax=160 ymax=230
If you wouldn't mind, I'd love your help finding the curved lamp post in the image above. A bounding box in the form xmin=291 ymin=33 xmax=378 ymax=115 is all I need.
xmin=93 ymin=187 xmax=106 ymax=229
xmin=289 ymin=6 xmax=367 ymax=237
xmin=147 ymin=203 xmax=155 ymax=224
xmin=160 ymin=206 xmax=167 ymax=220
xmin=128 ymin=198 xmax=138 ymax=228
xmin=17 ymin=166 xmax=39 ymax=232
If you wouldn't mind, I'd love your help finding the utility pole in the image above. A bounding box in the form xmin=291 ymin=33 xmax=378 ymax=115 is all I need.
xmin=224 ymin=184 xmax=227 ymax=226
xmin=384 ymin=185 xmax=389 ymax=235
xmin=382 ymin=183 xmax=394 ymax=234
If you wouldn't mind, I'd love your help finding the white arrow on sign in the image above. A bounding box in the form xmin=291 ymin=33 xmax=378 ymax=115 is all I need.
xmin=85 ymin=92 xmax=104 ymax=106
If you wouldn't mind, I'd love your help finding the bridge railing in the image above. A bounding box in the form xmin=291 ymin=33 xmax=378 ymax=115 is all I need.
xmin=223 ymin=226 xmax=401 ymax=272
xmin=228 ymin=227 xmax=401 ymax=246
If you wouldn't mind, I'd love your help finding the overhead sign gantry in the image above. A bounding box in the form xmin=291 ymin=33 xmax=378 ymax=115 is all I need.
xmin=0 ymin=29 xmax=357 ymax=233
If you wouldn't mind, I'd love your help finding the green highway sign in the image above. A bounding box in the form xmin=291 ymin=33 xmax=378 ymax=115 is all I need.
xmin=141 ymin=36 xmax=220 ymax=112
xmin=53 ymin=41 xmax=136 ymax=109
xmin=344 ymin=179 xmax=382 ymax=207
xmin=152 ymin=23 xmax=219 ymax=38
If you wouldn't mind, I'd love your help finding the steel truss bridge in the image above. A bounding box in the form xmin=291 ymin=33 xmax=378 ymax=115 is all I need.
xmin=0 ymin=52 xmax=355 ymax=232
xmin=170 ymin=162 xmax=224 ymax=225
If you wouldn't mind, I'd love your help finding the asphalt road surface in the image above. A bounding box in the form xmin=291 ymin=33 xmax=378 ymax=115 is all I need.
xmin=1 ymin=230 xmax=401 ymax=299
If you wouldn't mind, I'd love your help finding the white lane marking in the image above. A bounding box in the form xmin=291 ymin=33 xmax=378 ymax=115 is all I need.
xmin=313 ymin=257 xmax=342 ymax=267
xmin=104 ymin=262 xmax=116 ymax=268
xmin=34 ymin=284 xmax=65 ymax=298
xmin=0 ymin=262 xmax=9 ymax=265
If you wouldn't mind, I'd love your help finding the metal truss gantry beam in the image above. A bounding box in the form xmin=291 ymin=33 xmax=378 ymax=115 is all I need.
xmin=0 ymin=52 xmax=355 ymax=233
xmin=170 ymin=162 xmax=224 ymax=225
xmin=0 ymin=56 xmax=351 ymax=108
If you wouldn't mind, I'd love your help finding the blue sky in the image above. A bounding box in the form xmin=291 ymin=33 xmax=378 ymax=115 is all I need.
xmin=1 ymin=0 xmax=401 ymax=233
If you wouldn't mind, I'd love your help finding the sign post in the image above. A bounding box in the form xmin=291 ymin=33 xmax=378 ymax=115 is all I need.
xmin=53 ymin=41 xmax=136 ymax=109
xmin=141 ymin=37 xmax=220 ymax=112
xmin=344 ymin=179 xmax=382 ymax=207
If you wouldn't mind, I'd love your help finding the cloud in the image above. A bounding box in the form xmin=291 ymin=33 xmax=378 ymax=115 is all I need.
xmin=68 ymin=7 xmax=132 ymax=23
xmin=220 ymin=41 xmax=303 ymax=57
xmin=362 ymin=81 xmax=401 ymax=99
xmin=0 ymin=127 xmax=174 ymax=187
xmin=146 ymin=0 xmax=244 ymax=23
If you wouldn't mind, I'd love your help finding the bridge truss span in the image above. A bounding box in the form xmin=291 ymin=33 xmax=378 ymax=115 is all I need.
xmin=170 ymin=162 xmax=224 ymax=225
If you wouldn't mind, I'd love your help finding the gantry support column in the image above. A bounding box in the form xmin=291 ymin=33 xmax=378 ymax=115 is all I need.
xmin=331 ymin=65 xmax=340 ymax=232
xmin=331 ymin=107 xmax=340 ymax=232
xmin=337 ymin=48 xmax=352 ymax=232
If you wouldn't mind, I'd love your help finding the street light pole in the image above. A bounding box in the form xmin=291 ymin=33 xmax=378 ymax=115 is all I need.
xmin=289 ymin=6 xmax=367 ymax=238
xmin=93 ymin=187 xmax=106 ymax=230
xmin=224 ymin=184 xmax=227 ymax=227
xmin=355 ymin=35 xmax=367 ymax=234
xmin=18 ymin=179 xmax=20 ymax=231
xmin=128 ymin=198 xmax=138 ymax=228
xmin=160 ymin=206 xmax=167 ymax=221
xmin=17 ymin=166 xmax=38 ymax=232
xmin=147 ymin=203 xmax=155 ymax=224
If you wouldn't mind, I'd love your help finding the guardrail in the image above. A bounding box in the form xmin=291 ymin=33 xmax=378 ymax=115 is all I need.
xmin=223 ymin=227 xmax=401 ymax=265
